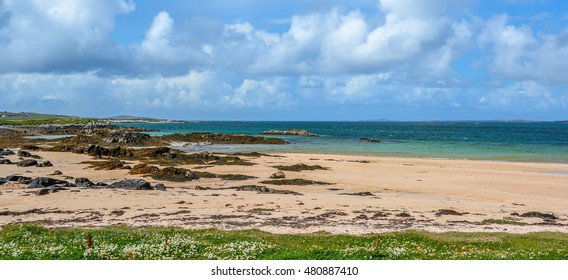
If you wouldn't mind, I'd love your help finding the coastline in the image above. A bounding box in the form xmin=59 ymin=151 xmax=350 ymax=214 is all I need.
xmin=1 ymin=149 xmax=567 ymax=234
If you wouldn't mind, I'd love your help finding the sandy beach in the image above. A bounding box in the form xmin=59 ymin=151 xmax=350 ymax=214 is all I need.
xmin=1 ymin=149 xmax=567 ymax=234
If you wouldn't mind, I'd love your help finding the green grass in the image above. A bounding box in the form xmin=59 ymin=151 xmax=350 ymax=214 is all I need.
xmin=1 ymin=224 xmax=567 ymax=260
xmin=0 ymin=118 xmax=94 ymax=125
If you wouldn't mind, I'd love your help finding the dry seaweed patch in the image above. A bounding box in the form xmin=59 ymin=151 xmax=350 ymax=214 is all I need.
xmin=81 ymin=160 xmax=131 ymax=170
xmin=130 ymin=164 xmax=256 ymax=182
xmin=273 ymin=163 xmax=329 ymax=172
xmin=259 ymin=178 xmax=333 ymax=186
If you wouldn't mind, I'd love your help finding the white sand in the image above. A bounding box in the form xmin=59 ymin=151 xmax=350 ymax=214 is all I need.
xmin=1 ymin=150 xmax=567 ymax=234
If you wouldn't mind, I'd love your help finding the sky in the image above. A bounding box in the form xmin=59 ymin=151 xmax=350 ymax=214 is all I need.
xmin=1 ymin=0 xmax=567 ymax=121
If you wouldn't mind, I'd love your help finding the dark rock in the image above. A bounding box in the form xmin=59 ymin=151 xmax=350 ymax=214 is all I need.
xmin=75 ymin=178 xmax=95 ymax=188
xmin=17 ymin=159 xmax=38 ymax=167
xmin=360 ymin=137 xmax=381 ymax=143
xmin=396 ymin=212 xmax=412 ymax=217
xmin=17 ymin=150 xmax=33 ymax=157
xmin=520 ymin=211 xmax=558 ymax=220
xmin=51 ymin=170 xmax=63 ymax=175
xmin=85 ymin=145 xmax=133 ymax=158
xmin=1 ymin=149 xmax=15 ymax=156
xmin=104 ymin=132 xmax=151 ymax=144
xmin=108 ymin=179 xmax=153 ymax=190
xmin=17 ymin=177 xmax=33 ymax=184
xmin=0 ymin=178 xmax=5 ymax=185
xmin=28 ymin=177 xmax=68 ymax=188
xmin=38 ymin=161 xmax=53 ymax=167
xmin=435 ymin=209 xmax=463 ymax=216
xmin=5 ymin=175 xmax=31 ymax=183
xmin=36 ymin=189 xmax=50 ymax=196
xmin=260 ymin=129 xmax=318 ymax=137
xmin=270 ymin=171 xmax=286 ymax=179
xmin=0 ymin=159 xmax=12 ymax=164
xmin=154 ymin=183 xmax=167 ymax=191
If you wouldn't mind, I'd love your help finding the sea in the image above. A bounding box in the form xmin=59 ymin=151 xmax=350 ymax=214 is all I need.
xmin=117 ymin=121 xmax=568 ymax=163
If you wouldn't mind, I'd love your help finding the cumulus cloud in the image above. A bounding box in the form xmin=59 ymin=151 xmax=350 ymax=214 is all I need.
xmin=0 ymin=0 xmax=134 ymax=73
xmin=479 ymin=14 xmax=568 ymax=85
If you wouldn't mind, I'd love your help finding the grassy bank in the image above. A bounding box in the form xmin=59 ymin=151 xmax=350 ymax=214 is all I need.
xmin=1 ymin=224 xmax=567 ymax=260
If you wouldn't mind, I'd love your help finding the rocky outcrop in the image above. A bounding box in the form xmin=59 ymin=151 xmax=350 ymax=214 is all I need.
xmin=28 ymin=177 xmax=68 ymax=188
xmin=360 ymin=137 xmax=381 ymax=143
xmin=5 ymin=175 xmax=32 ymax=183
xmin=17 ymin=159 xmax=38 ymax=167
xmin=17 ymin=150 xmax=33 ymax=157
xmin=75 ymin=178 xmax=95 ymax=188
xmin=1 ymin=149 xmax=15 ymax=156
xmin=108 ymin=179 xmax=162 ymax=190
xmin=104 ymin=132 xmax=151 ymax=144
xmin=160 ymin=132 xmax=289 ymax=144
xmin=0 ymin=159 xmax=12 ymax=164
xmin=259 ymin=129 xmax=318 ymax=137
xmin=74 ymin=145 xmax=134 ymax=158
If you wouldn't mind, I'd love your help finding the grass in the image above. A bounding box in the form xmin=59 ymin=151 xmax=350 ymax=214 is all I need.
xmin=483 ymin=219 xmax=528 ymax=226
xmin=1 ymin=224 xmax=567 ymax=260
xmin=0 ymin=117 xmax=94 ymax=125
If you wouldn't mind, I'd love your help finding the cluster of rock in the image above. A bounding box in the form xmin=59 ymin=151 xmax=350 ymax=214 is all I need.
xmin=0 ymin=149 xmax=52 ymax=167
xmin=73 ymin=144 xmax=134 ymax=158
xmin=104 ymin=132 xmax=151 ymax=144
xmin=0 ymin=175 xmax=166 ymax=195
xmin=160 ymin=132 xmax=289 ymax=145
xmin=259 ymin=129 xmax=318 ymax=137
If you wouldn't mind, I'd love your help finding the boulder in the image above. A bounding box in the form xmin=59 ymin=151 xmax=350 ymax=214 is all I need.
xmin=51 ymin=170 xmax=63 ymax=175
xmin=5 ymin=175 xmax=32 ymax=183
xmin=0 ymin=159 xmax=12 ymax=164
xmin=0 ymin=178 xmax=6 ymax=185
xmin=0 ymin=149 xmax=15 ymax=156
xmin=17 ymin=159 xmax=38 ymax=167
xmin=38 ymin=161 xmax=53 ymax=167
xmin=28 ymin=177 xmax=68 ymax=188
xmin=270 ymin=171 xmax=286 ymax=179
xmin=108 ymin=179 xmax=153 ymax=190
xmin=154 ymin=183 xmax=167 ymax=191
xmin=75 ymin=177 xmax=95 ymax=188
xmin=17 ymin=150 xmax=32 ymax=157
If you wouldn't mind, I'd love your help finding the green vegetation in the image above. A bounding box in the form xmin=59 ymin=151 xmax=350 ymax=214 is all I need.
xmin=1 ymin=224 xmax=567 ymax=260
xmin=0 ymin=112 xmax=94 ymax=125
xmin=483 ymin=219 xmax=528 ymax=226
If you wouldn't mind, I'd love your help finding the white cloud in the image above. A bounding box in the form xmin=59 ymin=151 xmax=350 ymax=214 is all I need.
xmin=224 ymin=78 xmax=292 ymax=108
xmin=0 ymin=0 xmax=134 ymax=72
xmin=477 ymin=81 xmax=557 ymax=110
xmin=479 ymin=14 xmax=568 ymax=85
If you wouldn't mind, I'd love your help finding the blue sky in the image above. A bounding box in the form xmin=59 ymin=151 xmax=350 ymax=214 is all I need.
xmin=1 ymin=0 xmax=567 ymax=121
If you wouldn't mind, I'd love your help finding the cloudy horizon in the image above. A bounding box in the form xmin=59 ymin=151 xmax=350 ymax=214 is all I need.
xmin=1 ymin=0 xmax=567 ymax=121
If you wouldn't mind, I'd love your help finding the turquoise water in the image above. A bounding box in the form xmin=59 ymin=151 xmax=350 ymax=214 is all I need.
xmin=118 ymin=121 xmax=568 ymax=163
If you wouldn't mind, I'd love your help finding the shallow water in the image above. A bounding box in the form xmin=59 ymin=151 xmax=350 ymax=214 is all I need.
xmin=118 ymin=121 xmax=568 ymax=163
